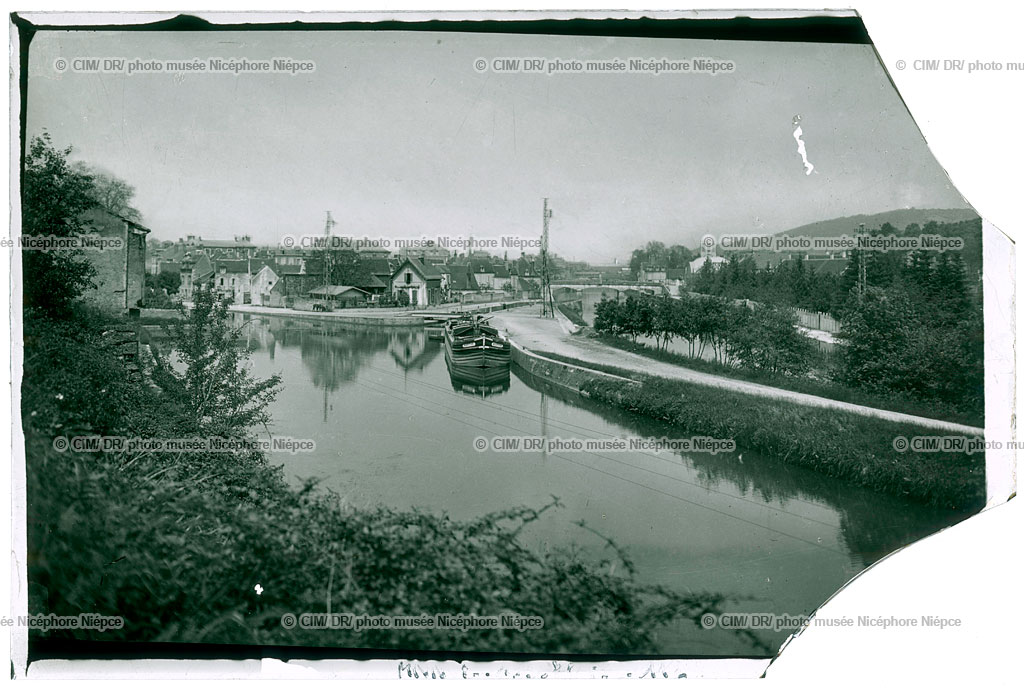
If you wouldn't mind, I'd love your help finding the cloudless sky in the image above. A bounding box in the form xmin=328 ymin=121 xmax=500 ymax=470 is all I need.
xmin=26 ymin=29 xmax=969 ymax=263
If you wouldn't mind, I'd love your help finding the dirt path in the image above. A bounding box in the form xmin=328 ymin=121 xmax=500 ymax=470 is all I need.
xmin=490 ymin=306 xmax=984 ymax=435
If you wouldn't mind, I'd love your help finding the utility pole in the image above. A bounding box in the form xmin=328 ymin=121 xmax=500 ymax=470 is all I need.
xmin=857 ymin=222 xmax=866 ymax=300
xmin=323 ymin=211 xmax=336 ymax=289
xmin=541 ymin=198 xmax=554 ymax=317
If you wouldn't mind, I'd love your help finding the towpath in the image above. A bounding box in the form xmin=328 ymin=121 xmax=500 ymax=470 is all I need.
xmin=489 ymin=305 xmax=984 ymax=435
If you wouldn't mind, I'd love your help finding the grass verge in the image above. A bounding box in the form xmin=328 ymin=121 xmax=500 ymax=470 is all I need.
xmin=579 ymin=334 xmax=983 ymax=428
xmin=577 ymin=374 xmax=984 ymax=511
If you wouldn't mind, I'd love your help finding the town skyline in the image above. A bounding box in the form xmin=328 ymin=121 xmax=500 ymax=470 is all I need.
xmin=27 ymin=30 xmax=969 ymax=264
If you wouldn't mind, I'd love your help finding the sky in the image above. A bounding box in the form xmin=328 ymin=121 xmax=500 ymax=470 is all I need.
xmin=26 ymin=29 xmax=970 ymax=263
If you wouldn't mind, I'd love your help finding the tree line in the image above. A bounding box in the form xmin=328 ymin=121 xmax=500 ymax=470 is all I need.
xmin=629 ymin=240 xmax=695 ymax=277
xmin=610 ymin=218 xmax=984 ymax=417
xmin=836 ymin=224 xmax=982 ymax=415
xmin=594 ymin=292 xmax=814 ymax=376
xmin=687 ymin=219 xmax=981 ymax=319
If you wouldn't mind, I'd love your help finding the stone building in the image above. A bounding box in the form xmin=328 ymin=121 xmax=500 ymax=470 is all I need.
xmin=78 ymin=206 xmax=150 ymax=315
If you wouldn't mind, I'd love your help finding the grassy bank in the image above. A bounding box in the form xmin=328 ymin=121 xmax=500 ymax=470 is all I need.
xmin=577 ymin=375 xmax=984 ymax=511
xmin=586 ymin=334 xmax=983 ymax=428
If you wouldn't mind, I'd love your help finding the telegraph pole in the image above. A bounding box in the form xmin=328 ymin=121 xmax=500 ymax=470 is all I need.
xmin=323 ymin=211 xmax=336 ymax=289
xmin=541 ymin=198 xmax=554 ymax=317
xmin=857 ymin=222 xmax=866 ymax=300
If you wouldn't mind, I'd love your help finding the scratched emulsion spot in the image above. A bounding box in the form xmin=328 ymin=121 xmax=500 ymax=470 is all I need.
xmin=254 ymin=584 xmax=264 ymax=595
xmin=792 ymin=115 xmax=815 ymax=175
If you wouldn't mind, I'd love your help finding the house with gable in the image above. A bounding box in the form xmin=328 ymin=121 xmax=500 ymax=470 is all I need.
xmin=250 ymin=262 xmax=280 ymax=307
xmin=390 ymin=257 xmax=442 ymax=307
xmin=179 ymin=251 xmax=214 ymax=303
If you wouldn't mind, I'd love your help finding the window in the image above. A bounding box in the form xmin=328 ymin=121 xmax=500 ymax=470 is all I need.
xmin=405 ymin=272 xmax=412 ymax=284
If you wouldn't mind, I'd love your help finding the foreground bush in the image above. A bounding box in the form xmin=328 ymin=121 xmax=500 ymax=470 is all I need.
xmin=26 ymin=433 xmax=743 ymax=654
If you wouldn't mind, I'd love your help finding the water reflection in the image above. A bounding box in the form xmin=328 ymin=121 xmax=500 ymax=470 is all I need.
xmin=442 ymin=328 xmax=514 ymax=398
xmin=389 ymin=330 xmax=439 ymax=372
xmin=512 ymin=365 xmax=970 ymax=569
xmin=258 ymin=317 xmax=391 ymax=393
xmin=236 ymin=315 xmax=975 ymax=655
xmin=447 ymin=364 xmax=512 ymax=397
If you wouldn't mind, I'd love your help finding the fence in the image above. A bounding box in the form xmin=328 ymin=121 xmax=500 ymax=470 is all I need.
xmin=793 ymin=308 xmax=842 ymax=334
xmin=791 ymin=307 xmax=843 ymax=365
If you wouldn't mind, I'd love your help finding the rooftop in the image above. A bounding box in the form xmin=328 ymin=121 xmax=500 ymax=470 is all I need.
xmin=309 ymin=285 xmax=370 ymax=296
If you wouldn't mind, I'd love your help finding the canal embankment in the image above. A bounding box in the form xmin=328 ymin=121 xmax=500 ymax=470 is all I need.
xmin=578 ymin=374 xmax=985 ymax=510
xmin=495 ymin=308 xmax=985 ymax=511
xmin=491 ymin=308 xmax=983 ymax=436
xmin=509 ymin=336 xmax=638 ymax=395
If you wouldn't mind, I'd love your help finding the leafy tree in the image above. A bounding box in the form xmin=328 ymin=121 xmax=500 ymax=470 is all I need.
xmin=629 ymin=241 xmax=696 ymax=275
xmin=152 ymin=287 xmax=281 ymax=438
xmin=691 ymin=258 xmax=718 ymax=294
xmin=158 ymin=268 xmax=181 ymax=294
xmin=144 ymin=287 xmax=174 ymax=309
xmin=652 ymin=295 xmax=679 ymax=350
xmin=696 ymin=296 xmax=733 ymax=363
xmin=593 ymin=297 xmax=622 ymax=335
xmin=672 ymin=293 xmax=704 ymax=357
xmin=21 ymin=133 xmax=98 ymax=316
xmin=615 ymin=296 xmax=642 ymax=342
xmin=21 ymin=310 xmax=159 ymax=439
xmin=666 ymin=244 xmax=695 ymax=269
xmin=72 ymin=162 xmax=143 ymax=222
xmin=632 ymin=296 xmax=656 ymax=344
xmin=726 ymin=305 xmax=813 ymax=375
xmin=328 ymin=249 xmax=374 ymax=287
xmin=837 ymin=287 xmax=917 ymax=392
xmin=930 ymin=252 xmax=970 ymax=318
xmin=146 ymin=268 xmax=181 ymax=296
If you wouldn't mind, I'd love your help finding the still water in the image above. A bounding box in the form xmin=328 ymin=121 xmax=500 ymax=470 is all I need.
xmin=238 ymin=314 xmax=969 ymax=656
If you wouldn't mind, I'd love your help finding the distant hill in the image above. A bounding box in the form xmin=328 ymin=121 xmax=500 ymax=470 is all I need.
xmin=778 ymin=208 xmax=980 ymax=237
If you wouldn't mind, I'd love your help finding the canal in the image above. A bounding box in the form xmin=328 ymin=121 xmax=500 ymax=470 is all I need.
xmin=238 ymin=314 xmax=970 ymax=656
